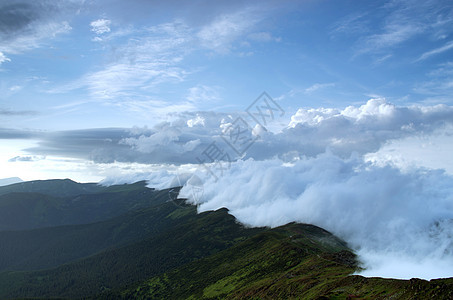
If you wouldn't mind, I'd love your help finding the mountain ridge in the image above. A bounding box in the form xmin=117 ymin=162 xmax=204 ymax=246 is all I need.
xmin=0 ymin=180 xmax=167 ymax=231
xmin=0 ymin=179 xmax=451 ymax=299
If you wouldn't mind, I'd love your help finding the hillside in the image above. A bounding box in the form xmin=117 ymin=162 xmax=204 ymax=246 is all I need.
xmin=0 ymin=198 xmax=190 ymax=272
xmin=0 ymin=180 xmax=170 ymax=230
xmin=0 ymin=179 xmax=452 ymax=299
xmin=0 ymin=204 xmax=265 ymax=299
xmin=110 ymin=223 xmax=453 ymax=300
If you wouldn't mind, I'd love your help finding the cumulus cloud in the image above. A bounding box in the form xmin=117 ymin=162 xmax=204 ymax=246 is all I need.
xmin=19 ymin=99 xmax=453 ymax=169
xmin=280 ymin=98 xmax=453 ymax=158
xmin=119 ymin=112 xmax=235 ymax=164
xmin=90 ymin=18 xmax=111 ymax=35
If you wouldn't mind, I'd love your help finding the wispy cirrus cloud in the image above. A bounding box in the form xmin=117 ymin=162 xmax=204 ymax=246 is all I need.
xmin=361 ymin=23 xmax=422 ymax=53
xmin=51 ymin=4 xmax=279 ymax=111
xmin=0 ymin=1 xmax=74 ymax=55
xmin=335 ymin=0 xmax=453 ymax=59
xmin=187 ymin=85 xmax=221 ymax=104
xmin=413 ymin=61 xmax=453 ymax=100
xmin=197 ymin=7 xmax=261 ymax=53
xmin=304 ymin=83 xmax=335 ymax=94
xmin=51 ymin=20 xmax=191 ymax=101
xmin=416 ymin=40 xmax=453 ymax=61
xmin=331 ymin=11 xmax=370 ymax=36
xmin=0 ymin=52 xmax=10 ymax=65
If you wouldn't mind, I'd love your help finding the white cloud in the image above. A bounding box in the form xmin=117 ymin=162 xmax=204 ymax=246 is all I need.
xmin=0 ymin=1 xmax=75 ymax=56
xmin=417 ymin=40 xmax=453 ymax=61
xmin=0 ymin=52 xmax=11 ymax=65
xmin=50 ymin=6 xmax=276 ymax=109
xmin=331 ymin=12 xmax=370 ymax=35
xmin=364 ymin=126 xmax=453 ymax=174
xmin=108 ymin=98 xmax=453 ymax=169
xmin=304 ymin=82 xmax=335 ymax=93
xmin=349 ymin=1 xmax=453 ymax=57
xmin=55 ymin=21 xmax=191 ymax=101
xmin=187 ymin=85 xmax=220 ymax=104
xmin=9 ymin=85 xmax=21 ymax=92
xmin=18 ymin=98 xmax=453 ymax=170
xmin=117 ymin=112 xmax=236 ymax=164
xmin=85 ymin=62 xmax=186 ymax=99
xmin=90 ymin=18 xmax=111 ymax=35
xmin=180 ymin=152 xmax=453 ymax=280
xmin=248 ymin=31 xmax=280 ymax=42
xmin=0 ymin=21 xmax=72 ymax=54
xmin=197 ymin=9 xmax=259 ymax=53
xmin=414 ymin=61 xmax=453 ymax=98
xmin=187 ymin=114 xmax=206 ymax=127
xmin=363 ymin=23 xmax=422 ymax=51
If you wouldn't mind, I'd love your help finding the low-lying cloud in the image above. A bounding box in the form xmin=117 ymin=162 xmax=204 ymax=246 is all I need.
xmin=180 ymin=153 xmax=453 ymax=280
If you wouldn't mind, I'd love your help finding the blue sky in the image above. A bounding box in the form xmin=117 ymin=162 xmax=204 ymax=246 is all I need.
xmin=1 ymin=0 xmax=453 ymax=181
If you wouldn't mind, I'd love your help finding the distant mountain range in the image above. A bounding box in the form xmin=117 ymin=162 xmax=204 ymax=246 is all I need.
xmin=0 ymin=177 xmax=23 ymax=187
xmin=0 ymin=179 xmax=451 ymax=299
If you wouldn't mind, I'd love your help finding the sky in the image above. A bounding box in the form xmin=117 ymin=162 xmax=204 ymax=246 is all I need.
xmin=2 ymin=0 xmax=453 ymax=280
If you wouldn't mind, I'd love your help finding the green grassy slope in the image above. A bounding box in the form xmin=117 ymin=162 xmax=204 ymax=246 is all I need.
xmin=112 ymin=222 xmax=453 ymax=300
xmin=0 ymin=204 xmax=265 ymax=299
xmin=110 ymin=222 xmax=354 ymax=299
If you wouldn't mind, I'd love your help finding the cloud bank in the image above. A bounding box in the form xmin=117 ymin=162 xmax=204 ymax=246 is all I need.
xmin=180 ymin=153 xmax=453 ymax=280
xmin=26 ymin=98 xmax=449 ymax=166
xmin=7 ymin=99 xmax=451 ymax=176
